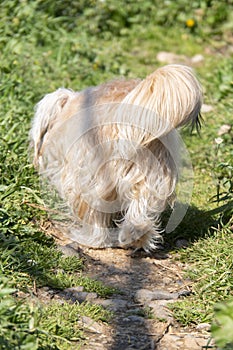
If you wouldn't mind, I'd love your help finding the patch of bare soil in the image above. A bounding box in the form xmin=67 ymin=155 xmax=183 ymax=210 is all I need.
xmin=56 ymin=242 xmax=216 ymax=350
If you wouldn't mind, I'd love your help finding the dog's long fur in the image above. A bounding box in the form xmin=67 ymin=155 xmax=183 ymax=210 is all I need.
xmin=30 ymin=64 xmax=202 ymax=251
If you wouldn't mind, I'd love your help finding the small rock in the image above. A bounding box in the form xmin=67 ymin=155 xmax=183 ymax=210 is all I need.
xmin=196 ymin=336 xmax=215 ymax=347
xmin=157 ymin=51 xmax=187 ymax=64
xmin=183 ymin=335 xmax=199 ymax=349
xmin=175 ymin=238 xmax=189 ymax=248
xmin=84 ymin=292 xmax=98 ymax=301
xmin=58 ymin=243 xmax=81 ymax=257
xmin=201 ymin=104 xmax=214 ymax=113
xmin=196 ymin=322 xmax=211 ymax=331
xmin=218 ymin=124 xmax=232 ymax=136
xmin=158 ymin=334 xmax=182 ymax=350
xmin=80 ymin=316 xmax=105 ymax=334
xmin=135 ymin=289 xmax=180 ymax=303
xmin=162 ymin=277 xmax=173 ymax=285
xmin=178 ymin=290 xmax=192 ymax=298
xmin=63 ymin=288 xmax=97 ymax=302
xmin=146 ymin=319 xmax=172 ymax=341
xmin=97 ymin=298 xmax=128 ymax=311
xmin=122 ymin=315 xmax=145 ymax=324
xmin=148 ymin=300 xmax=174 ymax=320
xmin=64 ymin=286 xmax=84 ymax=292
xmin=191 ymin=54 xmax=204 ymax=64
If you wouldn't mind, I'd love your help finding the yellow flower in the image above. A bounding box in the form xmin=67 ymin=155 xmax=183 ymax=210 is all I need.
xmin=12 ymin=17 xmax=20 ymax=26
xmin=186 ymin=18 xmax=195 ymax=28
xmin=93 ymin=63 xmax=99 ymax=70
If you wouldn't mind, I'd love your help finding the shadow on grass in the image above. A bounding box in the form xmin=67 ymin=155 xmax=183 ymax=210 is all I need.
xmin=0 ymin=228 xmax=82 ymax=291
xmin=162 ymin=202 xmax=229 ymax=251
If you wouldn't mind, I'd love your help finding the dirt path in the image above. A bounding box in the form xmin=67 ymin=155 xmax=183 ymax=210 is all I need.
xmin=58 ymin=242 xmax=216 ymax=350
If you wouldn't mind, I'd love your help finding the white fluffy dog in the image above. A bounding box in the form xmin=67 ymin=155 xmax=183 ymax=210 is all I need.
xmin=30 ymin=64 xmax=202 ymax=251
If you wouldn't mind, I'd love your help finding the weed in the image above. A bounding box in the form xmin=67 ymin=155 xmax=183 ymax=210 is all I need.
xmin=211 ymin=300 xmax=233 ymax=350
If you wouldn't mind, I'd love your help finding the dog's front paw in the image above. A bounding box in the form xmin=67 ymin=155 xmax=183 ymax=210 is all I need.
xmin=119 ymin=223 xmax=163 ymax=252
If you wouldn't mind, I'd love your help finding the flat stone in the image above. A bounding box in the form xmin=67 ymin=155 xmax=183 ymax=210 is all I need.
xmin=62 ymin=288 xmax=97 ymax=302
xmin=162 ymin=277 xmax=173 ymax=285
xmin=218 ymin=124 xmax=232 ymax=136
xmin=58 ymin=243 xmax=81 ymax=256
xmin=158 ymin=333 xmax=213 ymax=350
xmin=135 ymin=289 xmax=179 ymax=303
xmin=158 ymin=334 xmax=182 ymax=350
xmin=148 ymin=300 xmax=174 ymax=320
xmin=122 ymin=315 xmax=145 ymax=324
xmin=196 ymin=336 xmax=215 ymax=347
xmin=97 ymin=298 xmax=128 ymax=311
xmin=64 ymin=286 xmax=84 ymax=292
xmin=196 ymin=322 xmax=211 ymax=331
xmin=80 ymin=316 xmax=106 ymax=334
xmin=146 ymin=319 xmax=171 ymax=340
xmin=183 ymin=335 xmax=199 ymax=349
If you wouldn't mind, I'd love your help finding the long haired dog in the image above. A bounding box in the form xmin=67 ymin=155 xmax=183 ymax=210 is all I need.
xmin=30 ymin=64 xmax=202 ymax=251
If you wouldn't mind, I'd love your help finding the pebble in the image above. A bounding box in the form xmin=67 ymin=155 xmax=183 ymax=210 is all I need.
xmin=191 ymin=54 xmax=204 ymax=64
xmin=201 ymin=104 xmax=214 ymax=113
xmin=196 ymin=322 xmax=211 ymax=331
xmin=218 ymin=124 xmax=232 ymax=136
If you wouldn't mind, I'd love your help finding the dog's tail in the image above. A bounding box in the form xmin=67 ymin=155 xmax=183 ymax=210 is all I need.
xmin=30 ymin=88 xmax=75 ymax=166
xmin=117 ymin=64 xmax=203 ymax=142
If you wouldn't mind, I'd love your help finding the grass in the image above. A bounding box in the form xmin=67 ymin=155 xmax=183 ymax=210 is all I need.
xmin=170 ymin=225 xmax=233 ymax=324
xmin=0 ymin=276 xmax=111 ymax=350
xmin=0 ymin=0 xmax=233 ymax=349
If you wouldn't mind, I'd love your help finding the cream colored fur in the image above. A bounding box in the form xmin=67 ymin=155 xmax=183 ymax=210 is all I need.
xmin=30 ymin=64 xmax=202 ymax=251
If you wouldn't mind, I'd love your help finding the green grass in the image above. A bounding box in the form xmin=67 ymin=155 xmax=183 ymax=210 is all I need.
xmin=0 ymin=277 xmax=111 ymax=350
xmin=0 ymin=0 xmax=233 ymax=349
xmin=170 ymin=225 xmax=233 ymax=323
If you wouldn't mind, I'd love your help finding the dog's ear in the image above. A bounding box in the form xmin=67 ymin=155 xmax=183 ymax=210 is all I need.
xmin=30 ymin=88 xmax=74 ymax=166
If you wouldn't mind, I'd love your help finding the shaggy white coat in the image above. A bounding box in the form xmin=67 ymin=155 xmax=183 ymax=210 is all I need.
xmin=30 ymin=64 xmax=202 ymax=251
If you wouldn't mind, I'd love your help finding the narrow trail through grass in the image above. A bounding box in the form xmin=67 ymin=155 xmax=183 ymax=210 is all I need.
xmin=0 ymin=1 xmax=232 ymax=349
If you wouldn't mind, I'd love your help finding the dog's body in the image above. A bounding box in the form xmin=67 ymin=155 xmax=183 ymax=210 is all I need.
xmin=30 ymin=64 xmax=202 ymax=251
